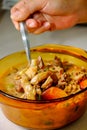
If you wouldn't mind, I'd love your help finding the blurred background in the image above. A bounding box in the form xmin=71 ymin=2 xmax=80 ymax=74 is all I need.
xmin=0 ymin=1 xmax=87 ymax=130
xmin=1 ymin=0 xmax=18 ymax=9
xmin=0 ymin=0 xmax=87 ymax=59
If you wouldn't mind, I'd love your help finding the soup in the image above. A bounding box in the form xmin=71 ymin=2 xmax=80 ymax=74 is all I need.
xmin=0 ymin=56 xmax=87 ymax=100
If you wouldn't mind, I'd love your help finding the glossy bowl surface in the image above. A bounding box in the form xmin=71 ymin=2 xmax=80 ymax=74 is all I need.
xmin=0 ymin=44 xmax=87 ymax=130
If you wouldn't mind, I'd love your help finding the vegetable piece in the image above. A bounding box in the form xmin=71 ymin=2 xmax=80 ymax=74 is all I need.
xmin=79 ymin=79 xmax=87 ymax=89
xmin=25 ymin=66 xmax=37 ymax=80
xmin=42 ymin=87 xmax=67 ymax=100
xmin=41 ymin=76 xmax=53 ymax=89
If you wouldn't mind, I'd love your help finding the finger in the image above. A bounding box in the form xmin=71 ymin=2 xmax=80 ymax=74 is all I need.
xmin=26 ymin=18 xmax=40 ymax=32
xmin=11 ymin=0 xmax=47 ymax=21
xmin=25 ymin=12 xmax=47 ymax=33
xmin=26 ymin=19 xmax=40 ymax=28
xmin=33 ymin=22 xmax=51 ymax=34
xmin=12 ymin=20 xmax=20 ymax=30
xmin=33 ymin=12 xmax=46 ymax=23
xmin=26 ymin=12 xmax=46 ymax=29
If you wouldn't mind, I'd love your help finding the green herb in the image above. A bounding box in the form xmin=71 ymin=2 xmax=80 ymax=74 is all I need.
xmin=7 ymin=84 xmax=14 ymax=89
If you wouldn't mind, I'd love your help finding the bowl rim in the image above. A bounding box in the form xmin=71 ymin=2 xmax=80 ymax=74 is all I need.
xmin=0 ymin=87 xmax=87 ymax=104
xmin=0 ymin=44 xmax=87 ymax=104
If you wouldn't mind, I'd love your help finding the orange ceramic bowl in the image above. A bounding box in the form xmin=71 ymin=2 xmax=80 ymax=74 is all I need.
xmin=0 ymin=44 xmax=87 ymax=130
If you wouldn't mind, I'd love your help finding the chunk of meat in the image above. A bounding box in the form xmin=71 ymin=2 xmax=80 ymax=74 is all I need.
xmin=37 ymin=56 xmax=44 ymax=69
xmin=23 ymin=83 xmax=36 ymax=100
xmin=41 ymin=76 xmax=53 ymax=89
xmin=30 ymin=71 xmax=49 ymax=85
xmin=25 ymin=66 xmax=37 ymax=80
xmin=53 ymin=56 xmax=63 ymax=67
xmin=15 ymin=80 xmax=24 ymax=93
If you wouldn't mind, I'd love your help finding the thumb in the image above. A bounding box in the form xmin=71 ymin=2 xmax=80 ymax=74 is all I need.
xmin=11 ymin=0 xmax=46 ymax=21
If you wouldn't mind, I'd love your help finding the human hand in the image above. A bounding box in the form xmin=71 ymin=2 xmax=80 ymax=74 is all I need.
xmin=11 ymin=0 xmax=87 ymax=34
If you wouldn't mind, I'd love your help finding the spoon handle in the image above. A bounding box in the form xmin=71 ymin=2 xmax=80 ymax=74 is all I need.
xmin=20 ymin=22 xmax=31 ymax=64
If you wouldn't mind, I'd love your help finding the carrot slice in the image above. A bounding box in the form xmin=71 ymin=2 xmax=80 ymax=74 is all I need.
xmin=42 ymin=87 xmax=67 ymax=100
xmin=80 ymin=79 xmax=87 ymax=89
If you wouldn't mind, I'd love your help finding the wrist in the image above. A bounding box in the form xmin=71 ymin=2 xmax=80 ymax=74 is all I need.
xmin=77 ymin=0 xmax=87 ymax=24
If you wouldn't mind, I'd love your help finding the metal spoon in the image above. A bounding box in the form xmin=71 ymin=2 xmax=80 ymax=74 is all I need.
xmin=20 ymin=22 xmax=31 ymax=64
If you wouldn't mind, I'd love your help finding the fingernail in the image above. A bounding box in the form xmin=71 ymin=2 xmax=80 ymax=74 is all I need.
xmin=44 ymin=22 xmax=50 ymax=27
xmin=27 ymin=22 xmax=37 ymax=28
xmin=29 ymin=22 xmax=37 ymax=28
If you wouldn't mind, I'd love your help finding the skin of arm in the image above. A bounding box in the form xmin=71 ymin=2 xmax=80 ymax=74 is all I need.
xmin=10 ymin=0 xmax=87 ymax=34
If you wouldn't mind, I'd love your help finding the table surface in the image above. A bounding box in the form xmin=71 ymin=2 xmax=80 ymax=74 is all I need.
xmin=0 ymin=11 xmax=87 ymax=130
